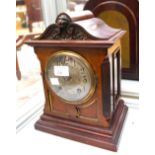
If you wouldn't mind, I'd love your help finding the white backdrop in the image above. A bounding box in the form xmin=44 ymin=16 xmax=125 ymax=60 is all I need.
xmin=41 ymin=0 xmax=67 ymax=27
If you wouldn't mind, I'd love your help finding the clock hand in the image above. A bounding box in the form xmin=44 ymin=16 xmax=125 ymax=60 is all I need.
xmin=62 ymin=76 xmax=72 ymax=82
xmin=77 ymin=88 xmax=81 ymax=95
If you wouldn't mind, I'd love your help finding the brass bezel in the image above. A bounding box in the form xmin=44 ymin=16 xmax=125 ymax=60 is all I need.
xmin=45 ymin=50 xmax=97 ymax=105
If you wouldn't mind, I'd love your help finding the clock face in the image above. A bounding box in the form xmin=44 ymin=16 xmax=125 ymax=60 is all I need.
xmin=45 ymin=51 xmax=96 ymax=104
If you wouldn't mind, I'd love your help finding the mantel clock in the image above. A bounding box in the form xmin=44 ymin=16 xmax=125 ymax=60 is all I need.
xmin=26 ymin=11 xmax=128 ymax=151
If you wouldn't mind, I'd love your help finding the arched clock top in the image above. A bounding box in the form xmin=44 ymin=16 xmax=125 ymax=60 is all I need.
xmin=38 ymin=11 xmax=122 ymax=40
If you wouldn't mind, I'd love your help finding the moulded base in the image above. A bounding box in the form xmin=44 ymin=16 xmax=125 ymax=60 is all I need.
xmin=35 ymin=100 xmax=128 ymax=151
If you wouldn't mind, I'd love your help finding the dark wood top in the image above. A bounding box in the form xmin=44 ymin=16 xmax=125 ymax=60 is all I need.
xmin=26 ymin=11 xmax=125 ymax=47
xmin=75 ymin=17 xmax=121 ymax=39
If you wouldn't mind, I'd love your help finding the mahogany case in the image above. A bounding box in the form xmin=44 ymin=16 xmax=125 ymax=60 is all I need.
xmin=26 ymin=11 xmax=128 ymax=151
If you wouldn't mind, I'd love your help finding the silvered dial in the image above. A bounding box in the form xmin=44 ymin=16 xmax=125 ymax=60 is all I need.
xmin=45 ymin=51 xmax=96 ymax=104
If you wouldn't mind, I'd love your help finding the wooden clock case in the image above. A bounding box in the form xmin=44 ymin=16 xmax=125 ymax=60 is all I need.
xmin=26 ymin=11 xmax=128 ymax=151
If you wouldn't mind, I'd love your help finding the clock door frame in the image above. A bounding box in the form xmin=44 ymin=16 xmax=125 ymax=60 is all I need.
xmin=84 ymin=0 xmax=139 ymax=80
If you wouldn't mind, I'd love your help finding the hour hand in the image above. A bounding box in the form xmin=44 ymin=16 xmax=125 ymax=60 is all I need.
xmin=62 ymin=76 xmax=72 ymax=81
